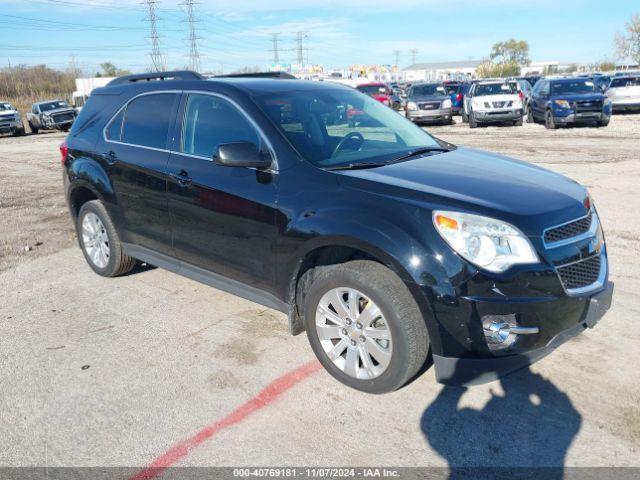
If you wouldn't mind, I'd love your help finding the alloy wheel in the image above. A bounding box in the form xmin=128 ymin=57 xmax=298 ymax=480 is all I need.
xmin=81 ymin=212 xmax=110 ymax=269
xmin=315 ymin=287 xmax=392 ymax=380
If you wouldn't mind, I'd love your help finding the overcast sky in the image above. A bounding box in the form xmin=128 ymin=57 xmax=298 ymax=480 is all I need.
xmin=0 ymin=0 xmax=637 ymax=74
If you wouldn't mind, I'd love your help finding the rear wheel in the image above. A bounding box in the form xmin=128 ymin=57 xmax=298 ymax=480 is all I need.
xmin=304 ymin=260 xmax=429 ymax=394
xmin=77 ymin=200 xmax=136 ymax=277
xmin=544 ymin=110 xmax=557 ymax=129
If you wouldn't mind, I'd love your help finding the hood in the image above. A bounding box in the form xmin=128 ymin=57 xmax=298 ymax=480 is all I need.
xmin=371 ymin=93 xmax=389 ymax=102
xmin=0 ymin=109 xmax=18 ymax=116
xmin=410 ymin=94 xmax=448 ymax=102
xmin=334 ymin=147 xmax=588 ymax=236
xmin=550 ymin=93 xmax=605 ymax=102
xmin=42 ymin=107 xmax=75 ymax=115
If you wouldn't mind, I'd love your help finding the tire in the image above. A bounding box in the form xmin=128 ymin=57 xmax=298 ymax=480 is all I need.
xmin=77 ymin=200 xmax=136 ymax=277
xmin=526 ymin=106 xmax=534 ymax=123
xmin=12 ymin=127 xmax=25 ymax=137
xmin=597 ymin=119 xmax=610 ymax=127
xmin=514 ymin=117 xmax=523 ymax=126
xmin=29 ymin=122 xmax=39 ymax=134
xmin=303 ymin=260 xmax=429 ymax=394
xmin=469 ymin=110 xmax=478 ymax=128
xmin=461 ymin=108 xmax=468 ymax=123
xmin=544 ymin=110 xmax=557 ymax=129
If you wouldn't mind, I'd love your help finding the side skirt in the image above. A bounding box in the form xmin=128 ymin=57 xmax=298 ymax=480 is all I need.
xmin=122 ymin=243 xmax=289 ymax=314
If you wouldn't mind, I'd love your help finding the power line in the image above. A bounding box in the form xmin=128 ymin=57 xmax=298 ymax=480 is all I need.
xmin=182 ymin=0 xmax=201 ymax=72
xmin=142 ymin=0 xmax=165 ymax=72
xmin=270 ymin=33 xmax=280 ymax=64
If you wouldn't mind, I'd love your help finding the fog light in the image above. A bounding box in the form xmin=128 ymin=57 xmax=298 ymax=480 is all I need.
xmin=482 ymin=314 xmax=539 ymax=351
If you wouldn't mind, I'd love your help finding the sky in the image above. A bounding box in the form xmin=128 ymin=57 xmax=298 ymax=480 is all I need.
xmin=0 ymin=0 xmax=637 ymax=74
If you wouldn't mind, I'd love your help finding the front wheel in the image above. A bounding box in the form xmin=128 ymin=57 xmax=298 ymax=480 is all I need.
xmin=461 ymin=108 xmax=468 ymax=123
xmin=469 ymin=110 xmax=478 ymax=128
xmin=597 ymin=119 xmax=610 ymax=127
xmin=545 ymin=110 xmax=557 ymax=129
xmin=77 ymin=200 xmax=136 ymax=277
xmin=29 ymin=122 xmax=39 ymax=134
xmin=526 ymin=106 xmax=534 ymax=123
xmin=304 ymin=260 xmax=429 ymax=393
xmin=13 ymin=127 xmax=25 ymax=137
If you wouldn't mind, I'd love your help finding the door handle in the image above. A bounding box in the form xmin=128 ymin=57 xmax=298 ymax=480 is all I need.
xmin=169 ymin=170 xmax=192 ymax=187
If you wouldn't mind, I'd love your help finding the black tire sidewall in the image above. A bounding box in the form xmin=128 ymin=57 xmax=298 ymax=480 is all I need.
xmin=77 ymin=202 xmax=118 ymax=276
xmin=303 ymin=265 xmax=424 ymax=394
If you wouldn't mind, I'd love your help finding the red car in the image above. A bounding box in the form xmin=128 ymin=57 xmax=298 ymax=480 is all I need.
xmin=356 ymin=82 xmax=392 ymax=106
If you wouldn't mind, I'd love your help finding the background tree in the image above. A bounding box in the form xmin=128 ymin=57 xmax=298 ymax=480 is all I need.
xmin=96 ymin=62 xmax=131 ymax=78
xmin=490 ymin=39 xmax=530 ymax=67
xmin=614 ymin=14 xmax=640 ymax=66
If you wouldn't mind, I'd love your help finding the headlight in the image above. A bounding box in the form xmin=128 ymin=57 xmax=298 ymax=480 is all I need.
xmin=407 ymin=101 xmax=418 ymax=111
xmin=14 ymin=112 xmax=21 ymax=120
xmin=442 ymin=99 xmax=452 ymax=109
xmin=433 ymin=211 xmax=539 ymax=273
xmin=554 ymin=100 xmax=571 ymax=109
xmin=604 ymin=98 xmax=612 ymax=106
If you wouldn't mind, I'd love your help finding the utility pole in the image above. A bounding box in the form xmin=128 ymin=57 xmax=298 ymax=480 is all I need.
xmin=393 ymin=50 xmax=400 ymax=67
xmin=270 ymin=33 xmax=280 ymax=65
xmin=142 ymin=0 xmax=165 ymax=72
xmin=182 ymin=0 xmax=201 ymax=72
xmin=410 ymin=48 xmax=418 ymax=66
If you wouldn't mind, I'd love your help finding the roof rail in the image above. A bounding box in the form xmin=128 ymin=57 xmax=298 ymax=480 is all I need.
xmin=214 ymin=71 xmax=297 ymax=79
xmin=107 ymin=70 xmax=203 ymax=86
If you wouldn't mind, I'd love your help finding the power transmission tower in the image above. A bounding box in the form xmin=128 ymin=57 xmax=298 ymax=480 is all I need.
xmin=182 ymin=0 xmax=201 ymax=72
xmin=142 ymin=0 xmax=165 ymax=72
xmin=295 ymin=31 xmax=306 ymax=66
xmin=410 ymin=48 xmax=418 ymax=65
xmin=393 ymin=50 xmax=400 ymax=67
xmin=270 ymin=33 xmax=280 ymax=65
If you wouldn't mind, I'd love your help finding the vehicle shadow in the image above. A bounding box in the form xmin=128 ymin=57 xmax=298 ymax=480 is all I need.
xmin=420 ymin=365 xmax=582 ymax=480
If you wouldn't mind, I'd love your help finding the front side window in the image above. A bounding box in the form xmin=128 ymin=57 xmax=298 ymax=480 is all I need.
xmin=121 ymin=93 xmax=177 ymax=149
xmin=256 ymin=88 xmax=441 ymax=169
xmin=181 ymin=94 xmax=260 ymax=158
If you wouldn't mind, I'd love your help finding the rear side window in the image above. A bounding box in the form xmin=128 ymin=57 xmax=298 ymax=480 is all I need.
xmin=105 ymin=109 xmax=124 ymax=141
xmin=121 ymin=93 xmax=177 ymax=149
xmin=610 ymin=77 xmax=640 ymax=88
xmin=181 ymin=94 xmax=259 ymax=158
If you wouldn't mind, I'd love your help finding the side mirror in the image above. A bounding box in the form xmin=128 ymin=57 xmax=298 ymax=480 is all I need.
xmin=214 ymin=142 xmax=272 ymax=170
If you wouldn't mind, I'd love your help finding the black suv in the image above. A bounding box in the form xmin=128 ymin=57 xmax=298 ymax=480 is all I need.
xmin=63 ymin=71 xmax=613 ymax=393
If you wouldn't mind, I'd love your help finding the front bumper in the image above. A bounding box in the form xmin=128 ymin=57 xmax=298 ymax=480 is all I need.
xmin=474 ymin=109 xmax=522 ymax=123
xmin=406 ymin=108 xmax=452 ymax=123
xmin=612 ymin=101 xmax=640 ymax=112
xmin=0 ymin=119 xmax=23 ymax=133
xmin=554 ymin=110 xmax=610 ymax=124
xmin=433 ymin=281 xmax=614 ymax=385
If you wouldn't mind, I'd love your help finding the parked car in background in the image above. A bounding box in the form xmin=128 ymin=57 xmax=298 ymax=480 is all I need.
xmin=405 ymin=82 xmax=453 ymax=125
xmin=451 ymin=83 xmax=470 ymax=115
xmin=356 ymin=82 xmax=393 ymax=107
xmin=528 ymin=78 xmax=612 ymax=128
xmin=606 ymin=75 xmax=640 ymax=113
xmin=462 ymin=80 xmax=523 ymax=127
xmin=63 ymin=71 xmax=612 ymax=392
xmin=0 ymin=101 xmax=25 ymax=136
xmin=514 ymin=79 xmax=534 ymax=121
xmin=27 ymin=100 xmax=77 ymax=133
xmin=517 ymin=75 xmax=541 ymax=87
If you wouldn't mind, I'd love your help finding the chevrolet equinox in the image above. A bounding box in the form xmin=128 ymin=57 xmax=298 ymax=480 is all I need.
xmin=62 ymin=71 xmax=613 ymax=393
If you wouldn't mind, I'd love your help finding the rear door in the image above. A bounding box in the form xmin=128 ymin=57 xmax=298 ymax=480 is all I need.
xmin=101 ymin=91 xmax=180 ymax=254
xmin=166 ymin=92 xmax=279 ymax=293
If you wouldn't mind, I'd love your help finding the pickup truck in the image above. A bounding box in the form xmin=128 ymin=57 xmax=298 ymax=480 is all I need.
xmin=27 ymin=100 xmax=77 ymax=134
xmin=0 ymin=101 xmax=25 ymax=136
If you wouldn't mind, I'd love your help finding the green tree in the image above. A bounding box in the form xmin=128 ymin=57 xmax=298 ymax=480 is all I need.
xmin=614 ymin=14 xmax=640 ymax=65
xmin=489 ymin=39 xmax=530 ymax=67
xmin=96 ymin=62 xmax=131 ymax=78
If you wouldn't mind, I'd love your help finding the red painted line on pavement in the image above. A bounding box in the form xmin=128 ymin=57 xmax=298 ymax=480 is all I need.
xmin=129 ymin=360 xmax=322 ymax=480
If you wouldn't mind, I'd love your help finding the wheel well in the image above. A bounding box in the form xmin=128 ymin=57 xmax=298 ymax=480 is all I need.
xmin=69 ymin=187 xmax=98 ymax=218
xmin=288 ymin=246 xmax=383 ymax=335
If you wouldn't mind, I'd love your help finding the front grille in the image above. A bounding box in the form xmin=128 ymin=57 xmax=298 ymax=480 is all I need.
xmin=544 ymin=212 xmax=593 ymax=244
xmin=53 ymin=112 xmax=74 ymax=123
xmin=0 ymin=114 xmax=15 ymax=121
xmin=557 ymin=255 xmax=601 ymax=290
xmin=574 ymin=100 xmax=602 ymax=113
xmin=418 ymin=102 xmax=440 ymax=110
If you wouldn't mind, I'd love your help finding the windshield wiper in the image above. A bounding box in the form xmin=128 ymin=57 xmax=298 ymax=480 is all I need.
xmin=325 ymin=162 xmax=388 ymax=171
xmin=388 ymin=146 xmax=451 ymax=163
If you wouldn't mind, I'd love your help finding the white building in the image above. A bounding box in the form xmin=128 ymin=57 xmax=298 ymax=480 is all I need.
xmin=402 ymin=60 xmax=482 ymax=82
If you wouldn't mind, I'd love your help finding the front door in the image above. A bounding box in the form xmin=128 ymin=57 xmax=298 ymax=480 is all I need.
xmin=167 ymin=93 xmax=279 ymax=293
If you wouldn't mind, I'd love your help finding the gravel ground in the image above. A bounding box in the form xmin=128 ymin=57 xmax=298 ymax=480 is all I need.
xmin=0 ymin=115 xmax=638 ymax=474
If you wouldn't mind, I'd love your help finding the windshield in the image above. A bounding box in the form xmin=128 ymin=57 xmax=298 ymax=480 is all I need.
xmin=356 ymin=85 xmax=387 ymax=95
xmin=39 ymin=101 xmax=69 ymax=112
xmin=610 ymin=77 xmax=640 ymax=88
xmin=0 ymin=103 xmax=15 ymax=111
xmin=410 ymin=84 xmax=447 ymax=97
xmin=255 ymin=88 xmax=443 ymax=169
xmin=551 ymin=81 xmax=596 ymax=95
xmin=474 ymin=83 xmax=518 ymax=96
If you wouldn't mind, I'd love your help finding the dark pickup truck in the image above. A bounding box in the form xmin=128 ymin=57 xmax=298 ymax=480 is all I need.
xmin=62 ymin=71 xmax=613 ymax=393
